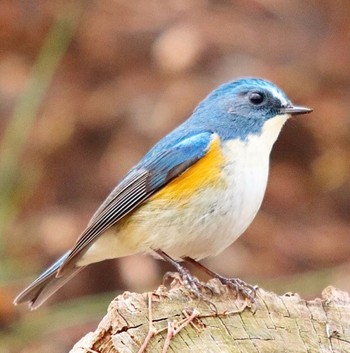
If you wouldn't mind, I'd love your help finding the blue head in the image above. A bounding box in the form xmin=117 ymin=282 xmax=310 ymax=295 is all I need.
xmin=189 ymin=78 xmax=312 ymax=141
xmin=141 ymin=78 xmax=312 ymax=161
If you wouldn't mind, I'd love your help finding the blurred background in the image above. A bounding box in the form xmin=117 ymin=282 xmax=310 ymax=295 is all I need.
xmin=1 ymin=0 xmax=350 ymax=352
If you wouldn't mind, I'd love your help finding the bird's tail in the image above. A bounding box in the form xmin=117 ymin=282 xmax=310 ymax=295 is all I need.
xmin=13 ymin=251 xmax=84 ymax=310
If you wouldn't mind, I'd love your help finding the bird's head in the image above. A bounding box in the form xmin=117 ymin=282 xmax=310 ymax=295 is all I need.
xmin=192 ymin=78 xmax=312 ymax=142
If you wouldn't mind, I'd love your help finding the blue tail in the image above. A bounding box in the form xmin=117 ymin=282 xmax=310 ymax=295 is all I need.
xmin=14 ymin=252 xmax=84 ymax=310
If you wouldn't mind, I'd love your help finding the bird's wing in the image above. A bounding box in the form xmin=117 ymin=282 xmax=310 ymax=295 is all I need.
xmin=58 ymin=131 xmax=217 ymax=274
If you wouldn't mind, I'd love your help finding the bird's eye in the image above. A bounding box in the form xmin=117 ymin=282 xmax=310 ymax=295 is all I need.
xmin=248 ymin=92 xmax=265 ymax=106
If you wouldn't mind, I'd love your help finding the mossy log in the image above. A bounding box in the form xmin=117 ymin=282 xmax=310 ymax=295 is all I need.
xmin=70 ymin=277 xmax=350 ymax=353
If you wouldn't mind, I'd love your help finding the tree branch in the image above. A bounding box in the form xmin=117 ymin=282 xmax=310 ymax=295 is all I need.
xmin=69 ymin=277 xmax=350 ymax=353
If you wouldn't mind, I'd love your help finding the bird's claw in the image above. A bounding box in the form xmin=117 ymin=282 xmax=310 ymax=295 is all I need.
xmin=163 ymin=270 xmax=215 ymax=307
xmin=169 ymin=269 xmax=212 ymax=294
xmin=217 ymin=276 xmax=258 ymax=302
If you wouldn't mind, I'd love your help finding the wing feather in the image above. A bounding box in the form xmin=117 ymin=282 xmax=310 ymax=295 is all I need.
xmin=59 ymin=132 xmax=215 ymax=274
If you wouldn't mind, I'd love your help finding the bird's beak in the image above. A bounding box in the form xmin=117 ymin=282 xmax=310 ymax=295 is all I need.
xmin=279 ymin=104 xmax=313 ymax=116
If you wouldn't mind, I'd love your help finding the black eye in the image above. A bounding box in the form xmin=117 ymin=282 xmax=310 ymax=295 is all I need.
xmin=248 ymin=92 xmax=265 ymax=105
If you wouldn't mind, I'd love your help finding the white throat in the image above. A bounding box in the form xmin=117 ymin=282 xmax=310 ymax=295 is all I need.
xmin=251 ymin=114 xmax=290 ymax=152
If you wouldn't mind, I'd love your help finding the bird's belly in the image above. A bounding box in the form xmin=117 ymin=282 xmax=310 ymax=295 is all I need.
xmin=148 ymin=183 xmax=265 ymax=260
xmin=79 ymin=141 xmax=270 ymax=265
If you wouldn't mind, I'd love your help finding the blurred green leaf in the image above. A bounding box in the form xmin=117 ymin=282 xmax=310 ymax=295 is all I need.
xmin=1 ymin=291 xmax=117 ymax=352
xmin=0 ymin=2 xmax=84 ymax=249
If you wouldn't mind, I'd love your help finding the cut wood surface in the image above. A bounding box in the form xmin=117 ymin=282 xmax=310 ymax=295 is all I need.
xmin=70 ymin=276 xmax=350 ymax=353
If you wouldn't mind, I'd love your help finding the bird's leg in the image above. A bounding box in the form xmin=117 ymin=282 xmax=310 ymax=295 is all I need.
xmin=154 ymin=250 xmax=212 ymax=301
xmin=183 ymin=257 xmax=258 ymax=302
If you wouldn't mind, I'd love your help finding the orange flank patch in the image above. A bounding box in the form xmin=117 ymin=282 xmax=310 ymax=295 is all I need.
xmin=151 ymin=135 xmax=226 ymax=202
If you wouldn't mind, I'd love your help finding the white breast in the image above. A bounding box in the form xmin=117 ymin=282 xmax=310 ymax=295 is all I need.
xmin=216 ymin=114 xmax=290 ymax=243
xmin=162 ymin=114 xmax=290 ymax=259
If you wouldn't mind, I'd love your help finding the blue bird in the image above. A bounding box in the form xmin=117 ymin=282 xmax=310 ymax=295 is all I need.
xmin=14 ymin=78 xmax=312 ymax=309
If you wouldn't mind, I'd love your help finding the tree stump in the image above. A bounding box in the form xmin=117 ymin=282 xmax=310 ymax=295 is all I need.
xmin=70 ymin=277 xmax=350 ymax=353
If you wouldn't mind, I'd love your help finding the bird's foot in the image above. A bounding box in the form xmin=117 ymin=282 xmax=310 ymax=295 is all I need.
xmin=182 ymin=257 xmax=258 ymax=303
xmin=164 ymin=269 xmax=213 ymax=301
xmin=215 ymin=275 xmax=258 ymax=302
xmin=156 ymin=249 xmax=214 ymax=305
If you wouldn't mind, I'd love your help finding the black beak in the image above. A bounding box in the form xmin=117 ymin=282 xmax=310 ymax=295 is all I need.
xmin=280 ymin=104 xmax=313 ymax=115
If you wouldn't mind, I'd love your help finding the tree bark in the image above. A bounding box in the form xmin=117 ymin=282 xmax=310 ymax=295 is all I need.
xmin=70 ymin=277 xmax=350 ymax=353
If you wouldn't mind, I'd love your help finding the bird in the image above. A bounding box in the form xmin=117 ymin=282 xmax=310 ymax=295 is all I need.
xmin=14 ymin=77 xmax=312 ymax=309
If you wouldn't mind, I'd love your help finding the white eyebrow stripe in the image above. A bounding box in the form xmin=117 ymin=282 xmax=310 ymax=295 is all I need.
xmin=268 ymin=86 xmax=289 ymax=106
